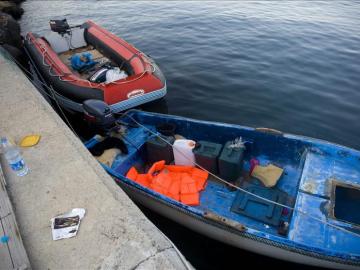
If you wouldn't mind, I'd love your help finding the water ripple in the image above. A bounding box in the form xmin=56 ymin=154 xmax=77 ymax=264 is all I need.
xmin=21 ymin=1 xmax=360 ymax=150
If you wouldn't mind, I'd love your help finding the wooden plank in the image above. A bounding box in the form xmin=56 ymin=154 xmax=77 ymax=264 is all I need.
xmin=0 ymin=222 xmax=13 ymax=270
xmin=58 ymin=46 xmax=105 ymax=66
xmin=0 ymin=163 xmax=13 ymax=270
xmin=0 ymin=164 xmax=31 ymax=270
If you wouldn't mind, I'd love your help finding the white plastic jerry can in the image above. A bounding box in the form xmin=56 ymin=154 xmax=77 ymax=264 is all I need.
xmin=173 ymin=139 xmax=196 ymax=166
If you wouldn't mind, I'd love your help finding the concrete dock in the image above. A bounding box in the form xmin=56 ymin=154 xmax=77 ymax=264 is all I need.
xmin=0 ymin=48 xmax=190 ymax=269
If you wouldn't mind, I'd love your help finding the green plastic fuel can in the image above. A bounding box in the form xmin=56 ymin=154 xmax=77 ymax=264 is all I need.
xmin=218 ymin=141 xmax=245 ymax=182
xmin=145 ymin=135 xmax=175 ymax=164
xmin=193 ymin=141 xmax=222 ymax=174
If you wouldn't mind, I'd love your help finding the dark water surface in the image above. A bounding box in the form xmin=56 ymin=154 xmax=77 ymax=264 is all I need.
xmin=20 ymin=1 xmax=360 ymax=269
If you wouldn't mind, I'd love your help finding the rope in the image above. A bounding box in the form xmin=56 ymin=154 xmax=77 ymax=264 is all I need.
xmin=6 ymin=47 xmax=359 ymax=239
xmin=4 ymin=51 xmax=79 ymax=138
xmin=123 ymin=114 xmax=360 ymax=238
xmin=17 ymin=45 xmax=95 ymax=105
xmin=6 ymin=49 xmax=71 ymax=100
xmin=106 ymin=69 xmax=148 ymax=86
xmin=31 ymin=33 xmax=155 ymax=87
xmin=105 ymin=52 xmax=154 ymax=86
xmin=47 ymin=84 xmax=79 ymax=137
xmin=39 ymin=43 xmax=93 ymax=87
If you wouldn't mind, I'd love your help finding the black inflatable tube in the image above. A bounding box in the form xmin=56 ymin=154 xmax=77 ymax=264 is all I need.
xmin=24 ymin=35 xmax=104 ymax=103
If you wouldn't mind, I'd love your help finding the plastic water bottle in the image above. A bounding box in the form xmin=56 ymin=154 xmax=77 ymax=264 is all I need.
xmin=1 ymin=137 xmax=29 ymax=176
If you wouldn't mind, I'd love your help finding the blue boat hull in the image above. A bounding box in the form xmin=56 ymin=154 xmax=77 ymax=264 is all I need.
xmin=86 ymin=110 xmax=360 ymax=269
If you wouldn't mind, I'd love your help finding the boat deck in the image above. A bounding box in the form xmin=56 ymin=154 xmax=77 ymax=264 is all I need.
xmin=57 ymin=46 xmax=110 ymax=79
xmin=107 ymin=124 xmax=302 ymax=238
xmin=198 ymin=176 xmax=292 ymax=235
xmin=289 ymin=150 xmax=360 ymax=253
xmin=85 ymin=110 xmax=360 ymax=265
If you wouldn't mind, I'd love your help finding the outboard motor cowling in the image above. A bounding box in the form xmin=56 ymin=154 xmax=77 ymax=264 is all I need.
xmin=83 ymin=100 xmax=116 ymax=132
xmin=49 ymin=19 xmax=70 ymax=35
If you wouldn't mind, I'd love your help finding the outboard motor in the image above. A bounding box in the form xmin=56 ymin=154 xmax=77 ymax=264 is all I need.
xmin=83 ymin=100 xmax=116 ymax=134
xmin=49 ymin=19 xmax=70 ymax=35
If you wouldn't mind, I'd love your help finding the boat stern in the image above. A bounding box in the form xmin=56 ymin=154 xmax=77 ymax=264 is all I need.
xmin=109 ymin=81 xmax=167 ymax=112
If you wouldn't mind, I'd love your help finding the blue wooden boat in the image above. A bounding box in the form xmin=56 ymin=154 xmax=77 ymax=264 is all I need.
xmin=85 ymin=110 xmax=360 ymax=269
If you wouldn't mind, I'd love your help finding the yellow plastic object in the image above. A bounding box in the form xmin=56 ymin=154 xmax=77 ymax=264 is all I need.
xmin=251 ymin=164 xmax=283 ymax=188
xmin=19 ymin=135 xmax=41 ymax=147
xmin=95 ymin=148 xmax=120 ymax=167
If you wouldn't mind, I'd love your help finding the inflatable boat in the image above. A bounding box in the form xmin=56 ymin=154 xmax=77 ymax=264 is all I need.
xmin=24 ymin=19 xmax=166 ymax=113
xmin=83 ymin=106 xmax=360 ymax=269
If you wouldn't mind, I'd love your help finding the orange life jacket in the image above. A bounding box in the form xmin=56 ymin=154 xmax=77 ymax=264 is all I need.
xmin=126 ymin=160 xmax=208 ymax=206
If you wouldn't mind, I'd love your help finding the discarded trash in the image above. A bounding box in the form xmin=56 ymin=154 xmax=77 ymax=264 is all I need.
xmin=1 ymin=137 xmax=29 ymax=176
xmin=19 ymin=134 xmax=41 ymax=147
xmin=105 ymin=67 xmax=128 ymax=83
xmin=1 ymin=235 xmax=9 ymax=244
xmin=51 ymin=208 xmax=85 ymax=241
xmin=249 ymin=158 xmax=260 ymax=174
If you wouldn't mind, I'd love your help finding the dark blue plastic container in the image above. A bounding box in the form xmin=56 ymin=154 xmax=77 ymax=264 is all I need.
xmin=218 ymin=141 xmax=245 ymax=182
xmin=193 ymin=141 xmax=222 ymax=174
xmin=146 ymin=135 xmax=175 ymax=164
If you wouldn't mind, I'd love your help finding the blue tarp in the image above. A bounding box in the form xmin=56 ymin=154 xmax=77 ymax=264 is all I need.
xmin=70 ymin=52 xmax=97 ymax=72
